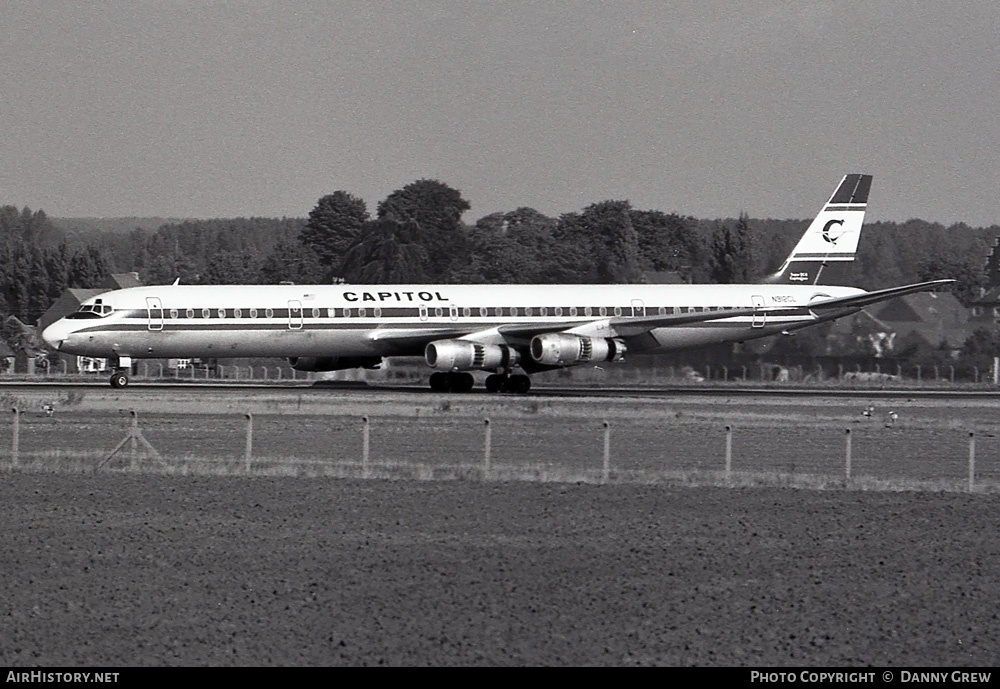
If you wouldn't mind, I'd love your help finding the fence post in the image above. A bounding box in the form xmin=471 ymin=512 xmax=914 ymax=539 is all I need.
xmin=361 ymin=416 xmax=370 ymax=478
xmin=602 ymin=421 xmax=611 ymax=483
xmin=130 ymin=411 xmax=139 ymax=469
xmin=844 ymin=428 xmax=852 ymax=483
xmin=724 ymin=425 xmax=732 ymax=482
xmin=968 ymin=432 xmax=976 ymax=493
xmin=11 ymin=407 xmax=19 ymax=468
xmin=245 ymin=413 xmax=253 ymax=473
xmin=483 ymin=418 xmax=491 ymax=480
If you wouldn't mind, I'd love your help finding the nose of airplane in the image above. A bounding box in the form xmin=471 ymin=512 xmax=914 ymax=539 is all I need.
xmin=41 ymin=319 xmax=71 ymax=351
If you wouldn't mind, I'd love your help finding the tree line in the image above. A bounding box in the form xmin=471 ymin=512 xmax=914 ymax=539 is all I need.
xmin=3 ymin=178 xmax=1000 ymax=363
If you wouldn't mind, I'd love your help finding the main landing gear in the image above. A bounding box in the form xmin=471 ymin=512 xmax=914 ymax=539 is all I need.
xmin=485 ymin=374 xmax=531 ymax=394
xmin=428 ymin=372 xmax=531 ymax=394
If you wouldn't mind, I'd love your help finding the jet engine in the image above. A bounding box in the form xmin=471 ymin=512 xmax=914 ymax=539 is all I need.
xmin=425 ymin=339 xmax=519 ymax=371
xmin=288 ymin=356 xmax=382 ymax=372
xmin=529 ymin=333 xmax=626 ymax=367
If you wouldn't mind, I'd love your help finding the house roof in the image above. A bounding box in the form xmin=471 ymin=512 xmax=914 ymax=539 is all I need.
xmin=971 ymin=286 xmax=1000 ymax=306
xmin=873 ymin=291 xmax=967 ymax=326
xmin=827 ymin=292 xmax=969 ymax=351
xmin=103 ymin=272 xmax=142 ymax=290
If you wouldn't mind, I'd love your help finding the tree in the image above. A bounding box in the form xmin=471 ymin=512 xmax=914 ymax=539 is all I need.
xmin=376 ymin=179 xmax=470 ymax=280
xmin=708 ymin=212 xmax=756 ymax=283
xmin=300 ymin=191 xmax=370 ymax=274
xmin=554 ymin=200 xmax=642 ymax=283
xmin=916 ymin=255 xmax=984 ymax=305
xmin=202 ymin=251 xmax=264 ymax=284
xmin=468 ymin=207 xmax=559 ymax=283
xmin=630 ymin=210 xmax=705 ymax=278
xmin=259 ymin=243 xmax=328 ymax=285
xmin=341 ymin=218 xmax=429 ymax=284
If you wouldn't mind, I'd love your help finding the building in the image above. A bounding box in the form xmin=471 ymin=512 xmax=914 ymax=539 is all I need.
xmin=826 ymin=291 xmax=969 ymax=358
xmin=969 ymin=237 xmax=1000 ymax=329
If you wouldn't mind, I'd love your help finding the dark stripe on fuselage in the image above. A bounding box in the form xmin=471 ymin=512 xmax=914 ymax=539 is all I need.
xmin=70 ymin=308 xmax=819 ymax=336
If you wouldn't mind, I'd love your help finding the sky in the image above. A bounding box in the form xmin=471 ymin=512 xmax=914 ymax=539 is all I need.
xmin=2 ymin=1 xmax=999 ymax=226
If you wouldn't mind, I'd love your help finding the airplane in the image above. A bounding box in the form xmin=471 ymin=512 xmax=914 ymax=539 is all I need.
xmin=41 ymin=174 xmax=952 ymax=393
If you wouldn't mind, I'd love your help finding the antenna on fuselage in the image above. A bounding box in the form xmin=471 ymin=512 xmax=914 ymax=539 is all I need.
xmin=172 ymin=278 xmax=180 ymax=286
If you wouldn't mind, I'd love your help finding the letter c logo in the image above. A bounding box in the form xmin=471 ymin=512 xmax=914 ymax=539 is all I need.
xmin=822 ymin=219 xmax=844 ymax=244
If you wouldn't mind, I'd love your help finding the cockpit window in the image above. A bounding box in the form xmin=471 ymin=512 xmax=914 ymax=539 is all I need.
xmin=66 ymin=303 xmax=113 ymax=319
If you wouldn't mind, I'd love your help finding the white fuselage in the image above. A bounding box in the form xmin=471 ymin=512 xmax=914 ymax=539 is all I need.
xmin=42 ymin=282 xmax=863 ymax=362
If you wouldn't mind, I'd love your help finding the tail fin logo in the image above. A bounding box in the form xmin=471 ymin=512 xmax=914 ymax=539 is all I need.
xmin=822 ymin=218 xmax=845 ymax=244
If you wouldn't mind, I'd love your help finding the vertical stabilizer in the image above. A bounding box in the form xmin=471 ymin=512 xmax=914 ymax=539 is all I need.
xmin=762 ymin=174 xmax=871 ymax=285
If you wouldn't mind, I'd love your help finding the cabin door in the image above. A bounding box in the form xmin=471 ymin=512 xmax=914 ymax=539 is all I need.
xmin=146 ymin=297 xmax=163 ymax=331
xmin=631 ymin=299 xmax=645 ymax=317
xmin=751 ymin=295 xmax=766 ymax=328
xmin=287 ymin=300 xmax=303 ymax=330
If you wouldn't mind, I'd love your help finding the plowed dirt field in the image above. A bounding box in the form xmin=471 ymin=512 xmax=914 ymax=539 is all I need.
xmin=2 ymin=474 xmax=999 ymax=666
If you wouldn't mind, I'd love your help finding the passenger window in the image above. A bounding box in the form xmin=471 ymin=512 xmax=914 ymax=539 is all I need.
xmin=265 ymin=308 xmax=274 ymax=318
xmin=359 ymin=307 xmax=367 ymax=317
xmin=234 ymin=308 xmax=242 ymax=318
xmin=169 ymin=309 xmax=178 ymax=319
xmin=217 ymin=309 xmax=226 ymax=319
xmin=554 ymin=307 xmax=562 ymax=316
xmin=614 ymin=306 xmax=622 ymax=316
xmin=186 ymin=308 xmax=194 ymax=318
xmin=510 ymin=307 xmax=519 ymax=317
xmin=201 ymin=308 xmax=210 ymax=318
xmin=540 ymin=307 xmax=548 ymax=317
xmin=479 ymin=307 xmax=487 ymax=317
xmin=525 ymin=307 xmax=533 ymax=317
xmin=599 ymin=306 xmax=607 ymax=317
xmin=463 ymin=307 xmax=471 ymax=317
xmin=569 ymin=307 xmax=577 ymax=317
xmin=584 ymin=307 xmax=592 ymax=317
xmin=249 ymin=308 xmax=258 ymax=318
xmin=373 ymin=307 xmax=382 ymax=317
xmin=434 ymin=307 xmax=443 ymax=317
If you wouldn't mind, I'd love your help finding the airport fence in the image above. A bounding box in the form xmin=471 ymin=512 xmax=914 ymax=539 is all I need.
xmin=12 ymin=357 xmax=1000 ymax=388
xmin=3 ymin=407 xmax=999 ymax=493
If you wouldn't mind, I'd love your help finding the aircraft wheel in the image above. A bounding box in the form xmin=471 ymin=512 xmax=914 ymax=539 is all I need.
xmin=509 ymin=375 xmax=531 ymax=394
xmin=429 ymin=372 xmax=451 ymax=392
xmin=455 ymin=372 xmax=475 ymax=392
xmin=109 ymin=371 xmax=129 ymax=389
xmin=485 ymin=374 xmax=503 ymax=393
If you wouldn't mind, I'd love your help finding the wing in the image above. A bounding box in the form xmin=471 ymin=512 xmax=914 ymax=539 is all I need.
xmin=367 ymin=305 xmax=797 ymax=351
xmin=364 ymin=280 xmax=953 ymax=355
xmin=805 ymin=279 xmax=954 ymax=312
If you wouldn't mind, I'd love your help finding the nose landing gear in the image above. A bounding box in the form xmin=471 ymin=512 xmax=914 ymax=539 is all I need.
xmin=109 ymin=370 xmax=130 ymax=388
xmin=108 ymin=356 xmax=132 ymax=388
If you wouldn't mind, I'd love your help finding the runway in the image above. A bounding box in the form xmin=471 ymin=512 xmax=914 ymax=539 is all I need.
xmin=4 ymin=378 xmax=1000 ymax=401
